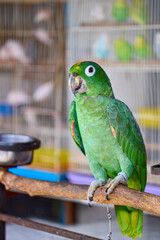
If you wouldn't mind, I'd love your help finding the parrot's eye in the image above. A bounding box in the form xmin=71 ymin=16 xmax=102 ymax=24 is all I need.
xmin=85 ymin=65 xmax=96 ymax=77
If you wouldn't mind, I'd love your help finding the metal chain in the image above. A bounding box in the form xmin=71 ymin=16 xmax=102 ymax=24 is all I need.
xmin=106 ymin=205 xmax=112 ymax=240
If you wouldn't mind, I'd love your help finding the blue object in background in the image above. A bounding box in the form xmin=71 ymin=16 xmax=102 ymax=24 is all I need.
xmin=0 ymin=103 xmax=14 ymax=116
xmin=9 ymin=167 xmax=67 ymax=182
xmin=93 ymin=34 xmax=111 ymax=59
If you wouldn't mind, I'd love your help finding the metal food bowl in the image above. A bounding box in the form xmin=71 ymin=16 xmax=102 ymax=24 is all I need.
xmin=151 ymin=164 xmax=160 ymax=175
xmin=0 ymin=134 xmax=41 ymax=168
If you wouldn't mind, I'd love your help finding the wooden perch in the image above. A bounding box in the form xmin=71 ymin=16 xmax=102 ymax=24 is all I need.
xmin=0 ymin=170 xmax=160 ymax=216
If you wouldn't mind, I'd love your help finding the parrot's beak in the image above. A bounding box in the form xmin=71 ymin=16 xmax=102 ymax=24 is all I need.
xmin=69 ymin=72 xmax=88 ymax=95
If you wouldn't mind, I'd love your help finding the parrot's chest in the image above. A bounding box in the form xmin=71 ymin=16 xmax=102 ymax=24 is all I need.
xmin=75 ymin=95 xmax=118 ymax=168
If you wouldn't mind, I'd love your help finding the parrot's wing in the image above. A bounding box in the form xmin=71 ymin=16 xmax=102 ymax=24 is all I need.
xmin=69 ymin=101 xmax=85 ymax=155
xmin=106 ymin=99 xmax=146 ymax=191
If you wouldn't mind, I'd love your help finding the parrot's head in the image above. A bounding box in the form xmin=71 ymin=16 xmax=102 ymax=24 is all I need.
xmin=69 ymin=61 xmax=114 ymax=97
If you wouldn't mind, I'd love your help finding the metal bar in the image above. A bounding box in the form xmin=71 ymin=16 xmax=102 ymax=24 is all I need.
xmin=0 ymin=184 xmax=6 ymax=240
xmin=68 ymin=23 xmax=160 ymax=32
xmin=0 ymin=213 xmax=101 ymax=240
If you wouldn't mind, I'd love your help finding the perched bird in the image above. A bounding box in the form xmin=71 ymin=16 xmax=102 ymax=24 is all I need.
xmin=6 ymin=90 xmax=31 ymax=105
xmin=134 ymin=35 xmax=152 ymax=59
xmin=34 ymin=28 xmax=52 ymax=46
xmin=130 ymin=0 xmax=148 ymax=25
xmin=34 ymin=7 xmax=52 ymax=23
xmin=93 ymin=34 xmax=111 ymax=60
xmin=112 ymin=0 xmax=129 ymax=23
xmin=114 ymin=38 xmax=134 ymax=62
xmin=0 ymin=40 xmax=30 ymax=64
xmin=33 ymin=81 xmax=54 ymax=102
xmin=69 ymin=61 xmax=147 ymax=239
xmin=90 ymin=5 xmax=107 ymax=22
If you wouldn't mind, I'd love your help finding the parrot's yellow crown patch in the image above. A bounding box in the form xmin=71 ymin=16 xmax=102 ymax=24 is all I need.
xmin=73 ymin=62 xmax=81 ymax=70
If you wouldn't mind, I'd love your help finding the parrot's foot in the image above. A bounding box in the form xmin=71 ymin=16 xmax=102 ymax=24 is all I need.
xmin=87 ymin=179 xmax=107 ymax=207
xmin=106 ymin=172 xmax=128 ymax=200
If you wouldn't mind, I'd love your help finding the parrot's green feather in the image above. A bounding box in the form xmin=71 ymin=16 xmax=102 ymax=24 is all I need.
xmin=115 ymin=206 xmax=143 ymax=239
xmin=68 ymin=61 xmax=147 ymax=239
xmin=106 ymin=99 xmax=147 ymax=191
xmin=69 ymin=101 xmax=85 ymax=155
xmin=106 ymin=99 xmax=146 ymax=238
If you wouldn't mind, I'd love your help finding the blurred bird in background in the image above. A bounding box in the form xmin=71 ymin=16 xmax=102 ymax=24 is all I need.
xmin=114 ymin=38 xmax=134 ymax=62
xmin=134 ymin=35 xmax=152 ymax=59
xmin=112 ymin=0 xmax=129 ymax=23
xmin=130 ymin=0 xmax=149 ymax=25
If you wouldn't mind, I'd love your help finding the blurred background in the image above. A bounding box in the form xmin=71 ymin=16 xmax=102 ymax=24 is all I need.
xmin=0 ymin=0 xmax=159 ymax=239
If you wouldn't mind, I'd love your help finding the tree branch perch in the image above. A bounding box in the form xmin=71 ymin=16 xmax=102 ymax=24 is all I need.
xmin=0 ymin=170 xmax=159 ymax=216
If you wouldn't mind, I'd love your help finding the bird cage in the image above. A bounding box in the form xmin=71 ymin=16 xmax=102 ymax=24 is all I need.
xmin=0 ymin=0 xmax=69 ymax=178
xmin=67 ymin=0 xmax=160 ymax=186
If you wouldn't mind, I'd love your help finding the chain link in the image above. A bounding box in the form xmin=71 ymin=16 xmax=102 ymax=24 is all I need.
xmin=106 ymin=205 xmax=112 ymax=240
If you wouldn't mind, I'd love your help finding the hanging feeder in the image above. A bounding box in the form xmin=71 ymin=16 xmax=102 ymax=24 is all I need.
xmin=151 ymin=164 xmax=160 ymax=175
xmin=0 ymin=133 xmax=41 ymax=168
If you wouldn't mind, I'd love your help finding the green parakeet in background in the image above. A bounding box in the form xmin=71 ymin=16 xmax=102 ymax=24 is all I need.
xmin=130 ymin=0 xmax=148 ymax=25
xmin=114 ymin=38 xmax=134 ymax=62
xmin=68 ymin=61 xmax=147 ymax=239
xmin=112 ymin=0 xmax=129 ymax=22
xmin=134 ymin=35 xmax=152 ymax=59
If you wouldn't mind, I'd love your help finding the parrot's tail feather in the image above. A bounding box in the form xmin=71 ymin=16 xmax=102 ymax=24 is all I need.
xmin=115 ymin=205 xmax=143 ymax=239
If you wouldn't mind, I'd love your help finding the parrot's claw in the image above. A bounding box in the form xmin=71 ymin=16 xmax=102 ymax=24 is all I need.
xmin=87 ymin=179 xmax=107 ymax=207
xmin=106 ymin=194 xmax=109 ymax=200
xmin=105 ymin=187 xmax=109 ymax=193
xmin=88 ymin=195 xmax=94 ymax=207
xmin=106 ymin=172 xmax=128 ymax=200
xmin=88 ymin=195 xmax=93 ymax=202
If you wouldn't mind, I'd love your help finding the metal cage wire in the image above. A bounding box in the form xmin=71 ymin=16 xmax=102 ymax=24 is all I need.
xmin=0 ymin=0 xmax=159 ymax=185
xmin=67 ymin=0 xmax=160 ymax=186
xmin=0 ymin=0 xmax=68 ymax=174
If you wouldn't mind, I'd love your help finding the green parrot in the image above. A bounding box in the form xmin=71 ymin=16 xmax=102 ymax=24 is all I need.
xmin=112 ymin=0 xmax=129 ymax=23
xmin=134 ymin=35 xmax=152 ymax=59
xmin=68 ymin=61 xmax=147 ymax=239
xmin=114 ymin=38 xmax=134 ymax=62
xmin=130 ymin=0 xmax=148 ymax=25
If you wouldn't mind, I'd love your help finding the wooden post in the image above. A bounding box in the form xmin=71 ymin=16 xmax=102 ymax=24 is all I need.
xmin=0 ymin=183 xmax=6 ymax=240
